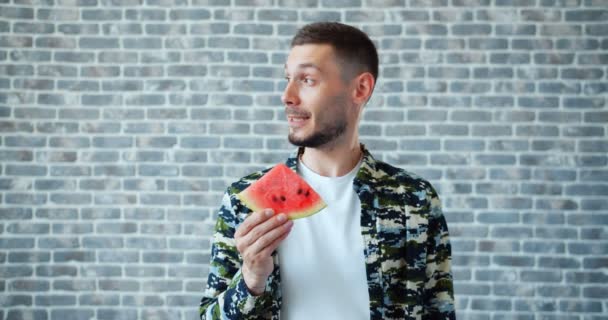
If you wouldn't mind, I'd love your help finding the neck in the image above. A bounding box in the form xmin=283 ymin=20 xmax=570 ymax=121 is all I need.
xmin=299 ymin=139 xmax=362 ymax=177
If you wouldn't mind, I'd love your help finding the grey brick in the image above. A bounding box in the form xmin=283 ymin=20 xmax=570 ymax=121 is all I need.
xmin=0 ymin=35 xmax=33 ymax=48
xmin=58 ymin=23 xmax=99 ymax=35
xmin=539 ymin=257 xmax=581 ymax=269
xmin=381 ymin=38 xmax=422 ymax=50
xmin=167 ymin=294 xmax=203 ymax=307
xmin=583 ymin=257 xmax=608 ymax=269
xmin=49 ymin=192 xmax=91 ymax=205
xmin=516 ymin=125 xmax=559 ymax=136
xmin=523 ymin=242 xmax=565 ymax=254
xmin=34 ymin=208 xmax=76 ymax=221
xmin=7 ymin=222 xmax=50 ymax=234
xmin=522 ymin=213 xmax=566 ymax=225
xmin=583 ymin=287 xmax=608 ymax=299
xmin=569 ymin=242 xmax=608 ymax=255
xmin=6 ymin=193 xmax=48 ymax=205
xmin=566 ymin=271 xmax=608 ymax=284
xmin=451 ymin=23 xmax=491 ymax=36
xmin=560 ymin=300 xmax=603 ymax=313
xmin=1 ymin=265 xmax=34 ymax=278
xmin=471 ymin=298 xmax=511 ymax=311
xmin=491 ymin=226 xmax=533 ymax=238
xmin=99 ymin=279 xmax=140 ymax=291
xmin=142 ymin=251 xmax=183 ymax=263
xmin=6 ymin=310 xmax=47 ymax=320
xmin=566 ymin=9 xmax=608 ymax=21
xmin=96 ymin=250 xmax=138 ymax=263
xmin=233 ymin=80 xmax=274 ymax=92
xmin=564 ymin=97 xmax=605 ymax=109
xmin=406 ymin=24 xmax=448 ymax=36
xmin=94 ymin=193 xmax=137 ymax=205
xmin=50 ymin=309 xmax=94 ymax=320
xmin=54 ymin=251 xmax=95 ymax=263
xmin=122 ymin=37 xmax=162 ymax=49
xmin=476 ymin=211 xmax=519 ymax=224
xmin=536 ymin=227 xmax=578 ymax=239
xmin=346 ymin=10 xmax=385 ymax=22
xmin=580 ymin=226 xmax=606 ymax=240
xmin=521 ymin=270 xmax=562 ymax=283
xmin=145 ymin=24 xmax=186 ymax=36
xmin=453 ymin=254 xmax=490 ymax=267
xmin=425 ymin=39 xmax=464 ymax=50
xmin=581 ymin=199 xmax=608 ymax=211
xmin=79 ymin=37 xmax=119 ymax=49
xmin=51 ymin=280 xmax=95 ymax=292
xmin=563 ymin=126 xmax=604 ymax=137
xmin=141 ymin=310 xmax=182 ymax=320
xmin=80 ymin=265 xmax=122 ymax=277
xmin=36 ymin=265 xmax=78 ymax=277
xmin=97 ymin=309 xmax=138 ymax=320
xmin=122 ymin=295 xmax=165 ymax=307
xmin=536 ymin=285 xmax=579 ymax=298
xmin=123 ymin=179 xmax=165 ymax=191
xmin=9 ymin=251 xmax=50 ymax=263
xmin=10 ymin=280 xmax=50 ymax=292
xmin=566 ymin=184 xmax=608 ymax=196
xmin=584 ymin=82 xmax=608 ymax=95
xmin=140 ymin=51 xmax=181 ymax=63
xmin=561 ymin=67 xmax=604 ymax=80
xmin=531 ymin=140 xmax=575 ymax=152
xmin=2 ymin=294 xmax=32 ymax=308
xmin=586 ymin=23 xmax=608 ymax=36
xmin=514 ymin=300 xmax=557 ymax=313
xmin=79 ymin=294 xmax=120 ymax=306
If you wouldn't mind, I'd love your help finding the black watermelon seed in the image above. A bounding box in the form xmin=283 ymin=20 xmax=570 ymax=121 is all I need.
xmin=280 ymin=195 xmax=286 ymax=201
xmin=304 ymin=190 xmax=310 ymax=197
xmin=297 ymin=188 xmax=302 ymax=195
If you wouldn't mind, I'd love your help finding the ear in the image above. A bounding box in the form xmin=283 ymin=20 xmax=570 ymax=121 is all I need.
xmin=351 ymin=72 xmax=375 ymax=106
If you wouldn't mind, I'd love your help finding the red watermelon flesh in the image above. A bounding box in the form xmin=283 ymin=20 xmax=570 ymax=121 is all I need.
xmin=237 ymin=164 xmax=326 ymax=220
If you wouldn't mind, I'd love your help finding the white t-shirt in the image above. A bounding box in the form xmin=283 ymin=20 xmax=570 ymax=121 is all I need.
xmin=277 ymin=158 xmax=370 ymax=320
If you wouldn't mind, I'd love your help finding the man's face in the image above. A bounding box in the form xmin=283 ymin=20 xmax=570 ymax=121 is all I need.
xmin=282 ymin=44 xmax=355 ymax=149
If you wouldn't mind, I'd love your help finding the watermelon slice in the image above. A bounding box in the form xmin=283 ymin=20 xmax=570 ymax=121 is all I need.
xmin=237 ymin=164 xmax=326 ymax=220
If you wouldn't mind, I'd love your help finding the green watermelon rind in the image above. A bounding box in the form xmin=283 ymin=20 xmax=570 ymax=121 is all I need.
xmin=236 ymin=164 xmax=327 ymax=220
xmin=237 ymin=187 xmax=327 ymax=220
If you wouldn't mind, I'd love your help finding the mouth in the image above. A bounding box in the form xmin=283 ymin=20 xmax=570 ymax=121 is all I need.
xmin=287 ymin=114 xmax=310 ymax=127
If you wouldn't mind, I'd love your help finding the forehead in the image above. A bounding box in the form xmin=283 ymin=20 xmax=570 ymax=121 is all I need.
xmin=285 ymin=44 xmax=338 ymax=72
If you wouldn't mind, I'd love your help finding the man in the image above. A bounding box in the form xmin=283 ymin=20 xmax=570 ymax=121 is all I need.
xmin=199 ymin=22 xmax=455 ymax=320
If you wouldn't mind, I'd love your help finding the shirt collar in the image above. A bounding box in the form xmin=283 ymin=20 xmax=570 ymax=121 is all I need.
xmin=285 ymin=143 xmax=377 ymax=177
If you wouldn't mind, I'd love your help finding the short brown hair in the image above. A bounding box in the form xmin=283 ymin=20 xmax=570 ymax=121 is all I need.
xmin=291 ymin=22 xmax=379 ymax=84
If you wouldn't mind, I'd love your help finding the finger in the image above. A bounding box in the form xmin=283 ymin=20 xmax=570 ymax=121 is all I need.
xmin=247 ymin=219 xmax=293 ymax=256
xmin=241 ymin=213 xmax=290 ymax=248
xmin=259 ymin=227 xmax=292 ymax=257
xmin=235 ymin=209 xmax=273 ymax=238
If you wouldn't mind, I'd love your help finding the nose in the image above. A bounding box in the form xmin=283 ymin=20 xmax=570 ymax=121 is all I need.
xmin=281 ymin=79 xmax=300 ymax=107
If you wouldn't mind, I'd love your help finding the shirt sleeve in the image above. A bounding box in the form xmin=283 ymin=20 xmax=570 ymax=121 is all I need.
xmin=422 ymin=186 xmax=456 ymax=320
xmin=199 ymin=192 xmax=275 ymax=320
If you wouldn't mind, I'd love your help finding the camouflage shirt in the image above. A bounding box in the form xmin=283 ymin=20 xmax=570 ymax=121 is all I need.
xmin=200 ymin=145 xmax=455 ymax=320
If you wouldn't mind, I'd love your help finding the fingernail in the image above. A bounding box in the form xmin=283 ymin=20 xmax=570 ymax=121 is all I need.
xmin=285 ymin=220 xmax=294 ymax=228
xmin=277 ymin=214 xmax=286 ymax=222
xmin=265 ymin=209 xmax=273 ymax=217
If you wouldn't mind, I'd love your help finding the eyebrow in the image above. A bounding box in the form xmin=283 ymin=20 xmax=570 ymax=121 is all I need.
xmin=284 ymin=63 xmax=322 ymax=73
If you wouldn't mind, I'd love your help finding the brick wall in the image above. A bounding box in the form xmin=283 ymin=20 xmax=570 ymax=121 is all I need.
xmin=1 ymin=1 xmax=607 ymax=319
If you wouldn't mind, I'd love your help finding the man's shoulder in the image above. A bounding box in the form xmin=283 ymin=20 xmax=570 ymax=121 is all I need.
xmin=366 ymin=157 xmax=437 ymax=194
xmin=225 ymin=165 xmax=275 ymax=195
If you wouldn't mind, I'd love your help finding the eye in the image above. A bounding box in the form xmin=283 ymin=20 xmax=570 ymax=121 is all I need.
xmin=301 ymin=78 xmax=315 ymax=85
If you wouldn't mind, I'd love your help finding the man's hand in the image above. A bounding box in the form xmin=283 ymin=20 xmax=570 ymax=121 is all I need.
xmin=235 ymin=209 xmax=293 ymax=296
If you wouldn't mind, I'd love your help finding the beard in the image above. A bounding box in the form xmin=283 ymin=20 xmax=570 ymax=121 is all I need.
xmin=287 ymin=93 xmax=350 ymax=149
